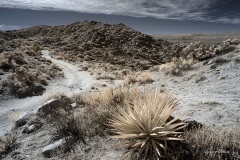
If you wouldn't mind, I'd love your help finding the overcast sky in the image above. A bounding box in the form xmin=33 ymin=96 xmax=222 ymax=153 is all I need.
xmin=0 ymin=0 xmax=240 ymax=34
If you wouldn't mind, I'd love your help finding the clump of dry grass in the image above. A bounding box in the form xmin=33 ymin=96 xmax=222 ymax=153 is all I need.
xmin=74 ymin=87 xmax=114 ymax=106
xmin=124 ymin=74 xmax=137 ymax=86
xmin=14 ymin=68 xmax=39 ymax=85
xmin=74 ymin=86 xmax=140 ymax=107
xmin=0 ymin=131 xmax=19 ymax=156
xmin=8 ymin=111 xmax=22 ymax=126
xmin=95 ymin=74 xmax=116 ymax=80
xmin=108 ymin=88 xmax=186 ymax=159
xmin=69 ymin=86 xmax=141 ymax=137
xmin=52 ymin=110 xmax=86 ymax=152
xmin=43 ymin=91 xmax=67 ymax=102
xmin=185 ymin=126 xmax=240 ymax=159
xmin=138 ymin=72 xmax=153 ymax=84
xmin=160 ymin=57 xmax=196 ymax=76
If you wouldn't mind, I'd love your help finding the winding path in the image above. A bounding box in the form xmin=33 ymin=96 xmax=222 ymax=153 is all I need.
xmin=0 ymin=50 xmax=94 ymax=136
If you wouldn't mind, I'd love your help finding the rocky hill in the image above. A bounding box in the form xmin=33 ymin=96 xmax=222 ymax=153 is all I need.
xmin=2 ymin=21 xmax=237 ymax=71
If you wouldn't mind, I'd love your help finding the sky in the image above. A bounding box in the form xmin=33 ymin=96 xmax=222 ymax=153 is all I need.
xmin=0 ymin=0 xmax=240 ymax=34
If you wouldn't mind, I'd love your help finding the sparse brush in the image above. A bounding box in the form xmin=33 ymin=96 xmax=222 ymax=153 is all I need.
xmin=214 ymin=57 xmax=228 ymax=64
xmin=108 ymin=88 xmax=186 ymax=159
xmin=53 ymin=110 xmax=86 ymax=152
xmin=8 ymin=111 xmax=22 ymax=126
xmin=33 ymin=41 xmax=41 ymax=53
xmin=138 ymin=72 xmax=153 ymax=84
xmin=70 ymin=86 xmax=142 ymax=137
xmin=185 ymin=126 xmax=240 ymax=160
xmin=96 ymin=74 xmax=116 ymax=80
xmin=14 ymin=68 xmax=38 ymax=85
xmin=124 ymin=74 xmax=136 ymax=85
xmin=0 ymin=131 xmax=19 ymax=156
xmin=43 ymin=91 xmax=66 ymax=102
xmin=160 ymin=57 xmax=196 ymax=76
xmin=74 ymin=87 xmax=114 ymax=106
xmin=113 ymin=85 xmax=141 ymax=106
xmin=74 ymin=86 xmax=140 ymax=107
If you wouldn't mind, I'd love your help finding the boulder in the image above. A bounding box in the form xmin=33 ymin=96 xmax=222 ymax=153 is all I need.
xmin=22 ymin=124 xmax=38 ymax=134
xmin=38 ymin=96 xmax=72 ymax=115
xmin=42 ymin=138 xmax=65 ymax=158
xmin=71 ymin=103 xmax=77 ymax=108
xmin=15 ymin=112 xmax=31 ymax=127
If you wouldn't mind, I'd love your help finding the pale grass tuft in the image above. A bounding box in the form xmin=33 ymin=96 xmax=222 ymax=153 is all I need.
xmin=160 ymin=57 xmax=196 ymax=75
xmin=8 ymin=111 xmax=22 ymax=125
xmin=76 ymin=87 xmax=114 ymax=106
xmin=42 ymin=90 xmax=66 ymax=101
xmin=0 ymin=131 xmax=19 ymax=155
xmin=185 ymin=126 xmax=240 ymax=159
xmin=75 ymin=86 xmax=139 ymax=107
xmin=108 ymin=88 xmax=186 ymax=159
xmin=138 ymin=72 xmax=153 ymax=84
xmin=123 ymin=74 xmax=136 ymax=86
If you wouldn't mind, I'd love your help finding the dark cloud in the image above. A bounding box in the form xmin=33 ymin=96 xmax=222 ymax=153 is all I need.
xmin=0 ymin=0 xmax=239 ymax=24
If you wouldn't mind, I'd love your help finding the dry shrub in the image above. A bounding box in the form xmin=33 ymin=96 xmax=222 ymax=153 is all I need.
xmin=74 ymin=86 xmax=140 ymax=107
xmin=138 ymin=72 xmax=153 ymax=84
xmin=52 ymin=110 xmax=86 ymax=152
xmin=14 ymin=68 xmax=39 ymax=85
xmin=194 ymin=72 xmax=206 ymax=83
xmin=108 ymin=88 xmax=186 ymax=159
xmin=160 ymin=57 xmax=196 ymax=76
xmin=96 ymin=74 xmax=116 ymax=80
xmin=124 ymin=74 xmax=136 ymax=85
xmin=0 ymin=131 xmax=19 ymax=156
xmin=8 ymin=111 xmax=22 ymax=125
xmin=54 ymin=110 xmax=86 ymax=144
xmin=214 ymin=57 xmax=229 ymax=64
xmin=75 ymin=87 xmax=114 ymax=106
xmin=33 ymin=41 xmax=41 ymax=53
xmin=43 ymin=91 xmax=66 ymax=102
xmin=234 ymin=57 xmax=240 ymax=64
xmin=70 ymin=86 xmax=141 ymax=137
xmin=25 ymin=50 xmax=37 ymax=56
xmin=113 ymin=86 xmax=141 ymax=106
xmin=185 ymin=126 xmax=240 ymax=160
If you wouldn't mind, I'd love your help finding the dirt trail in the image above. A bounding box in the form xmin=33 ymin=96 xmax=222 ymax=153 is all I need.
xmin=0 ymin=50 xmax=94 ymax=136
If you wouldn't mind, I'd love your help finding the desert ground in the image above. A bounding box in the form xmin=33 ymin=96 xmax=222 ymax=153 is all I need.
xmin=153 ymin=32 xmax=240 ymax=45
xmin=0 ymin=22 xmax=240 ymax=159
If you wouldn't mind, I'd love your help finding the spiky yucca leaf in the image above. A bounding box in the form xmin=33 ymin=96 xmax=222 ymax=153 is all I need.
xmin=109 ymin=88 xmax=186 ymax=159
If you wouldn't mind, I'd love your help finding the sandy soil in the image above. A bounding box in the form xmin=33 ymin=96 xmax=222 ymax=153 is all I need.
xmin=0 ymin=50 xmax=94 ymax=136
xmin=150 ymin=45 xmax=240 ymax=128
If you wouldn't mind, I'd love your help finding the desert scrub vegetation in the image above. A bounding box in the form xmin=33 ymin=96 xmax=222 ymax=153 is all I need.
xmin=0 ymin=131 xmax=19 ymax=156
xmin=138 ymin=72 xmax=154 ymax=84
xmin=185 ymin=126 xmax=240 ymax=159
xmin=8 ymin=111 xmax=23 ymax=127
xmin=124 ymin=74 xmax=137 ymax=85
xmin=108 ymin=88 xmax=186 ymax=159
xmin=57 ymin=86 xmax=143 ymax=138
xmin=124 ymin=72 xmax=153 ymax=85
xmin=0 ymin=49 xmax=63 ymax=98
xmin=52 ymin=110 xmax=86 ymax=153
xmin=49 ymin=86 xmax=188 ymax=159
xmin=74 ymin=86 xmax=141 ymax=107
xmin=160 ymin=57 xmax=196 ymax=76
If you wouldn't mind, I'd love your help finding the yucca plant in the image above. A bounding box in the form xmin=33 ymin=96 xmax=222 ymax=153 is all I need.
xmin=108 ymin=88 xmax=186 ymax=159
